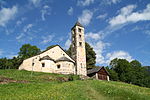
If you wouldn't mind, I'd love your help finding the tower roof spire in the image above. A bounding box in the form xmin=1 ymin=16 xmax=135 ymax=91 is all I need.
xmin=75 ymin=21 xmax=83 ymax=27
xmin=72 ymin=21 xmax=84 ymax=29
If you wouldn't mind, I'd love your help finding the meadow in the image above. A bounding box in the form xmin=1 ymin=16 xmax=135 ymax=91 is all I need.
xmin=0 ymin=69 xmax=150 ymax=100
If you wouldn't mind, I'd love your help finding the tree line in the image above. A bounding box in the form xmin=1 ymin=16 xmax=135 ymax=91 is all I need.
xmin=0 ymin=44 xmax=40 ymax=69
xmin=0 ymin=43 xmax=150 ymax=88
xmin=106 ymin=58 xmax=150 ymax=88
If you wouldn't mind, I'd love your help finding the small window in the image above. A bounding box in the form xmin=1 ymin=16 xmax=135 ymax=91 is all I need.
xmin=80 ymin=63 xmax=82 ymax=68
xmin=79 ymin=34 xmax=82 ymax=38
xmin=32 ymin=63 xmax=34 ymax=66
xmin=57 ymin=64 xmax=60 ymax=69
xmin=79 ymin=42 xmax=82 ymax=46
xmin=42 ymin=63 xmax=45 ymax=67
xmin=78 ymin=28 xmax=82 ymax=32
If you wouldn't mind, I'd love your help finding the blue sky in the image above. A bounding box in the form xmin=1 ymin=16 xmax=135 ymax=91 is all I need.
xmin=0 ymin=0 xmax=150 ymax=66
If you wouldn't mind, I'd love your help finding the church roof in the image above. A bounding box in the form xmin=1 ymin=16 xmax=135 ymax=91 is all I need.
xmin=39 ymin=55 xmax=55 ymax=62
xmin=39 ymin=45 xmax=58 ymax=54
xmin=55 ymin=56 xmax=74 ymax=63
xmin=87 ymin=67 xmax=110 ymax=75
xmin=71 ymin=21 xmax=84 ymax=29
xmin=25 ymin=45 xmax=75 ymax=62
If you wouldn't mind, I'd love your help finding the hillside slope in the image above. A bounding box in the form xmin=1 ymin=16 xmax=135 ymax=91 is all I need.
xmin=0 ymin=70 xmax=150 ymax=100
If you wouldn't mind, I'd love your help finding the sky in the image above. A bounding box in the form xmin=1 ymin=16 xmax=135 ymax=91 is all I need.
xmin=0 ymin=0 xmax=150 ymax=66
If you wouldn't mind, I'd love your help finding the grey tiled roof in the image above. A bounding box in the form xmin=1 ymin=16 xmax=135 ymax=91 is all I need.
xmin=72 ymin=21 xmax=84 ymax=29
xmin=55 ymin=57 xmax=74 ymax=63
xmin=87 ymin=67 xmax=102 ymax=74
xmin=39 ymin=55 xmax=55 ymax=62
xmin=75 ymin=21 xmax=83 ymax=27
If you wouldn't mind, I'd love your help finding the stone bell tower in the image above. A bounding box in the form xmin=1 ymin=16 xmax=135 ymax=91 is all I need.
xmin=71 ymin=21 xmax=87 ymax=76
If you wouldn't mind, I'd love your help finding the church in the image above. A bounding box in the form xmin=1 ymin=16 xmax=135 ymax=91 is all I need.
xmin=19 ymin=22 xmax=87 ymax=76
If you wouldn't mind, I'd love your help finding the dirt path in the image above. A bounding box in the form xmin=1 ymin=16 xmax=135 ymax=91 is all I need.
xmin=85 ymin=82 xmax=109 ymax=100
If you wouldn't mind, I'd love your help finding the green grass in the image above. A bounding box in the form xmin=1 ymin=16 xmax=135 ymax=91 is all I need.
xmin=0 ymin=69 xmax=150 ymax=100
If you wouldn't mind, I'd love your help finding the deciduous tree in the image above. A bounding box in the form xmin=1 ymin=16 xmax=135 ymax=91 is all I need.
xmin=18 ymin=44 xmax=40 ymax=60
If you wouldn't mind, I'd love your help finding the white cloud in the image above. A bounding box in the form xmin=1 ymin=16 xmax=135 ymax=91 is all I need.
xmin=67 ymin=7 xmax=73 ymax=16
xmin=0 ymin=6 xmax=18 ymax=26
xmin=16 ymin=17 xmax=26 ymax=26
xmin=16 ymin=23 xmax=34 ymax=42
xmin=91 ymin=41 xmax=110 ymax=64
xmin=145 ymin=30 xmax=150 ymax=36
xmin=30 ymin=0 xmax=41 ymax=7
xmin=106 ymin=51 xmax=133 ymax=64
xmin=109 ymin=4 xmax=150 ymax=26
xmin=77 ymin=0 xmax=94 ymax=6
xmin=131 ymin=26 xmax=141 ymax=31
xmin=119 ymin=5 xmax=136 ymax=16
xmin=78 ymin=10 xmax=93 ymax=26
xmin=104 ymin=0 xmax=121 ymax=5
xmin=85 ymin=32 xmax=101 ymax=40
xmin=85 ymin=31 xmax=133 ymax=65
xmin=85 ymin=32 xmax=110 ymax=65
xmin=111 ymin=0 xmax=121 ymax=4
xmin=41 ymin=35 xmax=54 ymax=44
xmin=41 ymin=5 xmax=51 ymax=21
xmin=16 ymin=20 xmax=22 ymax=26
xmin=0 ymin=49 xmax=3 ymax=56
xmin=16 ymin=33 xmax=24 ymax=40
xmin=23 ymin=24 xmax=33 ymax=33
xmin=96 ymin=13 xmax=107 ymax=20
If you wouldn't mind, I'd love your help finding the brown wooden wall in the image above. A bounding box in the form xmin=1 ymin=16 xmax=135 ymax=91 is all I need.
xmin=97 ymin=67 xmax=108 ymax=80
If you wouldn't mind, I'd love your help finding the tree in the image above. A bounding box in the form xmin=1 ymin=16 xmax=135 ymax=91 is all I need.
xmin=106 ymin=66 xmax=119 ymax=81
xmin=109 ymin=58 xmax=150 ymax=88
xmin=110 ymin=58 xmax=132 ymax=83
xmin=18 ymin=44 xmax=40 ymax=60
xmin=144 ymin=66 xmax=150 ymax=75
xmin=130 ymin=60 xmax=142 ymax=68
xmin=0 ymin=58 xmax=7 ymax=69
xmin=66 ymin=42 xmax=96 ymax=69
xmin=85 ymin=42 xmax=96 ymax=69
xmin=11 ymin=57 xmax=23 ymax=69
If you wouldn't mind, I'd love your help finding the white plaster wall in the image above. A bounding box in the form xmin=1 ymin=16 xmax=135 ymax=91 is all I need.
xmin=19 ymin=46 xmax=75 ymax=75
xmin=55 ymin=61 xmax=75 ymax=74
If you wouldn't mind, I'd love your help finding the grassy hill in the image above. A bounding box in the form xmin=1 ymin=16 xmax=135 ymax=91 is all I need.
xmin=0 ymin=70 xmax=150 ymax=100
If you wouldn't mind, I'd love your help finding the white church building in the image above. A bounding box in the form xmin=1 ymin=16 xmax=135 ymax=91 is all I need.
xmin=19 ymin=22 xmax=87 ymax=76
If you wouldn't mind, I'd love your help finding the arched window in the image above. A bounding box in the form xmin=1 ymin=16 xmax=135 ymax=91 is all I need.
xmin=79 ymin=34 xmax=82 ymax=40
xmin=78 ymin=28 xmax=82 ymax=32
xmin=79 ymin=42 xmax=82 ymax=46
xmin=57 ymin=64 xmax=61 ymax=69
xmin=42 ymin=63 xmax=45 ymax=67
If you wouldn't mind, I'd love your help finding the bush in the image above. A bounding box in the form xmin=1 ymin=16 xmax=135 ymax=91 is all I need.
xmin=68 ymin=74 xmax=80 ymax=81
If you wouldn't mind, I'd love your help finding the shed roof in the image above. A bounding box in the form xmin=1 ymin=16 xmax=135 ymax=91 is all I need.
xmin=87 ymin=67 xmax=110 ymax=75
xmin=87 ymin=67 xmax=102 ymax=74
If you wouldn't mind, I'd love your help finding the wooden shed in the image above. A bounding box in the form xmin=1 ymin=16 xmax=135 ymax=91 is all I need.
xmin=87 ymin=67 xmax=110 ymax=81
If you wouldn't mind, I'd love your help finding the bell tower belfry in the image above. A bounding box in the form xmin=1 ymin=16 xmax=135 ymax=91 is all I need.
xmin=71 ymin=22 xmax=87 ymax=76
